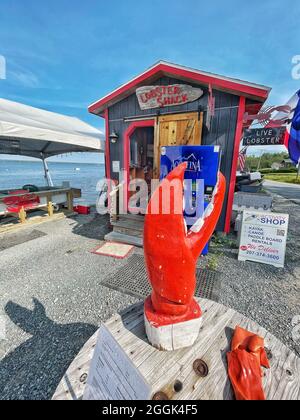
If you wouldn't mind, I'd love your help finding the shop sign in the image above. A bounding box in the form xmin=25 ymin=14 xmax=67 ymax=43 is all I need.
xmin=136 ymin=84 xmax=203 ymax=110
xmin=238 ymin=210 xmax=289 ymax=268
xmin=242 ymin=127 xmax=286 ymax=146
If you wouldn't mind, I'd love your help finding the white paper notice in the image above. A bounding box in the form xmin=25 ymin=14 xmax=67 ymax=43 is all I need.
xmin=112 ymin=161 xmax=120 ymax=173
xmin=238 ymin=210 xmax=289 ymax=268
xmin=83 ymin=324 xmax=151 ymax=400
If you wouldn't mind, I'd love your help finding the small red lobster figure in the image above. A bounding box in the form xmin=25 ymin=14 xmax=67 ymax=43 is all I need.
xmin=144 ymin=162 xmax=226 ymax=350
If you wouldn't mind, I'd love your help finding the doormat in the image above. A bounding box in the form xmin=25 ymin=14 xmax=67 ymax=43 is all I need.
xmin=99 ymin=254 xmax=221 ymax=302
xmin=0 ymin=229 xmax=47 ymax=252
xmin=92 ymin=242 xmax=134 ymax=259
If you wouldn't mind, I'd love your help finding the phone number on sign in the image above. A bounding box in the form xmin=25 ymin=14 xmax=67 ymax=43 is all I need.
xmin=244 ymin=250 xmax=280 ymax=260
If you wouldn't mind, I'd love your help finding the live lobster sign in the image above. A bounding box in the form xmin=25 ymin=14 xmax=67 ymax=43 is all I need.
xmin=242 ymin=127 xmax=286 ymax=146
xmin=136 ymin=84 xmax=203 ymax=110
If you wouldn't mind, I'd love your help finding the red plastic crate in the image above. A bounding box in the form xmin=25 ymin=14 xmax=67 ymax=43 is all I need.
xmin=74 ymin=205 xmax=91 ymax=215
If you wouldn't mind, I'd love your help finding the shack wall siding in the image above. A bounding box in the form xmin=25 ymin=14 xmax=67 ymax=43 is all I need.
xmin=107 ymin=76 xmax=240 ymax=231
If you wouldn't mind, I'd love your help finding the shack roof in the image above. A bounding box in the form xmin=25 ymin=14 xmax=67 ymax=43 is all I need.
xmin=89 ymin=60 xmax=271 ymax=116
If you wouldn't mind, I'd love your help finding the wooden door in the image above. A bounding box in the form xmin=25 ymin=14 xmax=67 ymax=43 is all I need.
xmin=154 ymin=112 xmax=203 ymax=176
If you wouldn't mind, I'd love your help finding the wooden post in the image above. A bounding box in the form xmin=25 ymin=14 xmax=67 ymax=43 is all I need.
xmin=67 ymin=191 xmax=74 ymax=211
xmin=18 ymin=207 xmax=27 ymax=223
xmin=47 ymin=201 xmax=54 ymax=217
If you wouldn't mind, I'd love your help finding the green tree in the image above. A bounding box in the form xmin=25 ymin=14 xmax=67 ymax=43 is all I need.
xmin=245 ymin=152 xmax=289 ymax=171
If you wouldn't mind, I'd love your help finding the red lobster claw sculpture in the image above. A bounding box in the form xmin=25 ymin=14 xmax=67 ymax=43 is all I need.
xmin=144 ymin=162 xmax=226 ymax=351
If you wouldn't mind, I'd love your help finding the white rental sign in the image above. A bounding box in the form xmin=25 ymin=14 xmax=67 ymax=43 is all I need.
xmin=83 ymin=324 xmax=151 ymax=400
xmin=238 ymin=210 xmax=289 ymax=268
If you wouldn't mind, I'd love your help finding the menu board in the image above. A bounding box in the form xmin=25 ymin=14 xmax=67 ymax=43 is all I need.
xmin=83 ymin=325 xmax=151 ymax=400
xmin=238 ymin=210 xmax=289 ymax=268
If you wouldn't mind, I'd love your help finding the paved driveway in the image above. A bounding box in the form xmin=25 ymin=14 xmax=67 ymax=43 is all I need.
xmin=264 ymin=179 xmax=300 ymax=202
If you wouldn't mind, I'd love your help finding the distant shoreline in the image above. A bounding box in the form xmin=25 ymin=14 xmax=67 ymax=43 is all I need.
xmin=0 ymin=158 xmax=105 ymax=165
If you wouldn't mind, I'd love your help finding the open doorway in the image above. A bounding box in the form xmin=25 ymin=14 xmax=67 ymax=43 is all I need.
xmin=130 ymin=126 xmax=154 ymax=186
xmin=128 ymin=125 xmax=155 ymax=212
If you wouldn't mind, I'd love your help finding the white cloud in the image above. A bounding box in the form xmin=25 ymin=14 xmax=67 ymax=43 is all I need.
xmin=14 ymin=95 xmax=87 ymax=110
xmin=10 ymin=69 xmax=40 ymax=88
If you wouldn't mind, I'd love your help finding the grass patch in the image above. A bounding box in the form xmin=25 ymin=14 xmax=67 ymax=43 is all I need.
xmin=264 ymin=174 xmax=300 ymax=184
xmin=211 ymin=234 xmax=238 ymax=249
xmin=260 ymin=168 xmax=297 ymax=174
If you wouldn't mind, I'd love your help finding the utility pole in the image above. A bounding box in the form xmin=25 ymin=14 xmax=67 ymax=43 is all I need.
xmin=257 ymin=151 xmax=263 ymax=172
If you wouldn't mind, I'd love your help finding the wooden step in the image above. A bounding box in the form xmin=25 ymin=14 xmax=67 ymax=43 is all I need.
xmin=111 ymin=219 xmax=144 ymax=232
xmin=118 ymin=213 xmax=145 ymax=222
xmin=113 ymin=225 xmax=143 ymax=238
xmin=105 ymin=231 xmax=143 ymax=247
xmin=106 ymin=213 xmax=145 ymax=246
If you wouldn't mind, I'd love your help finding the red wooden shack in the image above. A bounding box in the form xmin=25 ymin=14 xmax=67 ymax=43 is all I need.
xmin=89 ymin=61 xmax=271 ymax=244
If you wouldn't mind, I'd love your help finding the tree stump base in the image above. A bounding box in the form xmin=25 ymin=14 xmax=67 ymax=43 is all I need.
xmin=144 ymin=296 xmax=202 ymax=351
xmin=53 ymin=299 xmax=300 ymax=401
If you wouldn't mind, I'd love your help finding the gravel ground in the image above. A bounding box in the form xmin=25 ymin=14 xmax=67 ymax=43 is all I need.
xmin=211 ymin=195 xmax=300 ymax=357
xmin=0 ymin=195 xmax=299 ymax=400
xmin=0 ymin=212 xmax=139 ymax=400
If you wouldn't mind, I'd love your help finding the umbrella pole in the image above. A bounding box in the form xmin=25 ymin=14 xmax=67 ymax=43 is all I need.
xmin=41 ymin=155 xmax=54 ymax=187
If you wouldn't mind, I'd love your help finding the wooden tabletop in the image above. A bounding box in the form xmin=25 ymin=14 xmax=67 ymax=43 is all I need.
xmin=53 ymin=299 xmax=300 ymax=401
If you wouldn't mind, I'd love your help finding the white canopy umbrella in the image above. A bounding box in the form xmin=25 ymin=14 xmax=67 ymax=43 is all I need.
xmin=0 ymin=98 xmax=105 ymax=186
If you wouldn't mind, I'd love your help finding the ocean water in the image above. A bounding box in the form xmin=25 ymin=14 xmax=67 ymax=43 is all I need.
xmin=0 ymin=160 xmax=105 ymax=205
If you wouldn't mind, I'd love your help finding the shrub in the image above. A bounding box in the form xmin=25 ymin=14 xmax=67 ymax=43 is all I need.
xmin=260 ymin=168 xmax=297 ymax=174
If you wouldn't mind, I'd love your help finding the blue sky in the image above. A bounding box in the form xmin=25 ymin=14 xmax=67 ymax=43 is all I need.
xmin=0 ymin=0 xmax=299 ymax=161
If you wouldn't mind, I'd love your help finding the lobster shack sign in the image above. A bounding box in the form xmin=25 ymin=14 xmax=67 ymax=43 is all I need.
xmin=136 ymin=84 xmax=203 ymax=110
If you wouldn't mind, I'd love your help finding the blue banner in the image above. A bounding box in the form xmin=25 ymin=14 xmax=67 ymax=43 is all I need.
xmin=289 ymin=90 xmax=300 ymax=164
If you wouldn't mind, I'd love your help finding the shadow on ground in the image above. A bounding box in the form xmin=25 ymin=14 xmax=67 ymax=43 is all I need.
xmin=0 ymin=299 xmax=97 ymax=400
xmin=70 ymin=213 xmax=111 ymax=240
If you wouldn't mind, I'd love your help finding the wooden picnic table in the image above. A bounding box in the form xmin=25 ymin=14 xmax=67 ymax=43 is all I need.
xmin=53 ymin=298 xmax=300 ymax=401
xmin=0 ymin=187 xmax=80 ymax=222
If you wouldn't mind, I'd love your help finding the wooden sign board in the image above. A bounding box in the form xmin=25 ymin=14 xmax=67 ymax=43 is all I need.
xmin=242 ymin=127 xmax=286 ymax=146
xmin=206 ymin=84 xmax=215 ymax=131
xmin=238 ymin=210 xmax=289 ymax=268
xmin=136 ymin=84 xmax=203 ymax=110
xmin=83 ymin=324 xmax=151 ymax=400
